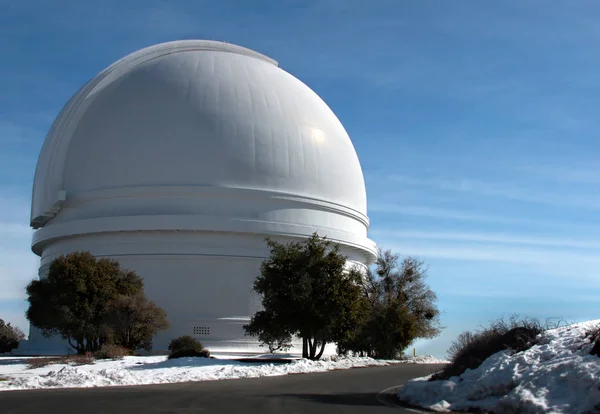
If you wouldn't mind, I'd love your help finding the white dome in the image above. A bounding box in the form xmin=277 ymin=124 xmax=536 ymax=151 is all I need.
xmin=31 ymin=40 xmax=375 ymax=261
xmin=32 ymin=40 xmax=367 ymax=219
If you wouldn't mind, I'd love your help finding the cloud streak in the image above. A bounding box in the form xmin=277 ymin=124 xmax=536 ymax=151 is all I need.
xmin=368 ymin=203 xmax=600 ymax=235
xmin=0 ymin=195 xmax=38 ymax=305
xmin=370 ymin=203 xmax=535 ymax=224
xmin=517 ymin=164 xmax=600 ymax=185
xmin=378 ymin=241 xmax=600 ymax=266
xmin=386 ymin=174 xmax=600 ymax=210
xmin=371 ymin=229 xmax=600 ymax=251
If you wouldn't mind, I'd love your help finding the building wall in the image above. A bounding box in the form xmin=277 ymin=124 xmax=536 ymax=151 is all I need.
xmin=25 ymin=230 xmax=368 ymax=354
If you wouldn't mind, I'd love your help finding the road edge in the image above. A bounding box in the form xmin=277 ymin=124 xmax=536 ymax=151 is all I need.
xmin=376 ymin=384 xmax=432 ymax=413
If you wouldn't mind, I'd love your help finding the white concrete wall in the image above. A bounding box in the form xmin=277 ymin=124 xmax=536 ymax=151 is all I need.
xmin=25 ymin=230 xmax=369 ymax=354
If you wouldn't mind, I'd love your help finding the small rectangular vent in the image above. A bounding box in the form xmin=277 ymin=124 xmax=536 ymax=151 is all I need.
xmin=193 ymin=326 xmax=210 ymax=335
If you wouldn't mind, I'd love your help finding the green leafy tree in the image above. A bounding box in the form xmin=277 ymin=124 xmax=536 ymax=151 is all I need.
xmin=340 ymin=250 xmax=442 ymax=359
xmin=103 ymin=294 xmax=169 ymax=352
xmin=0 ymin=319 xmax=25 ymax=353
xmin=244 ymin=233 xmax=365 ymax=360
xmin=243 ymin=311 xmax=292 ymax=353
xmin=26 ymin=251 xmax=166 ymax=354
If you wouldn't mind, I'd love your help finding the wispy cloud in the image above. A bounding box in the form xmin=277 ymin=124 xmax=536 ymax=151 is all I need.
xmin=0 ymin=120 xmax=44 ymax=144
xmin=0 ymin=299 xmax=30 ymax=334
xmin=371 ymin=229 xmax=600 ymax=251
xmin=517 ymin=164 xmax=600 ymax=185
xmin=0 ymin=222 xmax=32 ymax=238
xmin=0 ymin=195 xmax=38 ymax=306
xmin=369 ymin=203 xmax=535 ymax=225
xmin=0 ymin=247 xmax=38 ymax=301
xmin=379 ymin=241 xmax=600 ymax=267
xmin=369 ymin=203 xmax=600 ymax=235
xmin=441 ymin=288 xmax=600 ymax=302
xmin=374 ymin=230 xmax=600 ymax=282
xmin=386 ymin=174 xmax=600 ymax=210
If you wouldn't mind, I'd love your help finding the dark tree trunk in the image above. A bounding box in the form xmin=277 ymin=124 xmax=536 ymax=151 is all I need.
xmin=591 ymin=337 xmax=600 ymax=357
xmin=302 ymin=337 xmax=308 ymax=358
xmin=315 ymin=341 xmax=326 ymax=360
xmin=308 ymin=337 xmax=318 ymax=359
xmin=66 ymin=335 xmax=79 ymax=353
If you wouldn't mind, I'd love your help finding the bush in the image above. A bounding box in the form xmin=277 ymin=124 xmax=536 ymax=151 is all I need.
xmin=586 ymin=324 xmax=600 ymax=357
xmin=95 ymin=344 xmax=132 ymax=360
xmin=26 ymin=354 xmax=95 ymax=369
xmin=431 ymin=315 xmax=544 ymax=381
xmin=167 ymin=336 xmax=207 ymax=359
xmin=168 ymin=348 xmax=211 ymax=360
xmin=168 ymin=336 xmax=203 ymax=353
xmin=0 ymin=319 xmax=26 ymax=353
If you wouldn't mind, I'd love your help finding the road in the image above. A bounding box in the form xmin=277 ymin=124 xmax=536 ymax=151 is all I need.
xmin=0 ymin=364 xmax=445 ymax=414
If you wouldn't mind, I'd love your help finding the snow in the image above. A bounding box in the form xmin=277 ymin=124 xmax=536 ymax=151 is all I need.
xmin=0 ymin=354 xmax=444 ymax=391
xmin=397 ymin=319 xmax=600 ymax=414
xmin=399 ymin=355 xmax=448 ymax=364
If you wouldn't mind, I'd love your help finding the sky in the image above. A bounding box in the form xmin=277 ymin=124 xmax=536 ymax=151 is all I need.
xmin=1 ymin=0 xmax=599 ymax=358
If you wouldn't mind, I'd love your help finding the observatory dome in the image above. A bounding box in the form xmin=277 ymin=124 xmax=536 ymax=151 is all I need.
xmin=26 ymin=40 xmax=375 ymax=354
xmin=32 ymin=41 xmax=368 ymax=226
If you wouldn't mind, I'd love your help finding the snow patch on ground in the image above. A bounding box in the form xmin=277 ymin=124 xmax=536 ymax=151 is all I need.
xmin=397 ymin=319 xmax=600 ymax=413
xmin=400 ymin=355 xmax=448 ymax=364
xmin=0 ymin=354 xmax=443 ymax=391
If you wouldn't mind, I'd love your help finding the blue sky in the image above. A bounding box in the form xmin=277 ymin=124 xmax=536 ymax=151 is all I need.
xmin=1 ymin=0 xmax=599 ymax=358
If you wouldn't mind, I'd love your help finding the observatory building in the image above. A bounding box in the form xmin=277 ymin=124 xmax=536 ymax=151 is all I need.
xmin=27 ymin=40 xmax=376 ymax=354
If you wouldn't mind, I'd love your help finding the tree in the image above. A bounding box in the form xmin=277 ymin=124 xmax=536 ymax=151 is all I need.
xmin=243 ymin=311 xmax=292 ymax=353
xmin=340 ymin=249 xmax=442 ymax=359
xmin=0 ymin=319 xmax=25 ymax=353
xmin=244 ymin=233 xmax=365 ymax=360
xmin=26 ymin=251 xmax=167 ymax=354
xmin=103 ymin=294 xmax=169 ymax=352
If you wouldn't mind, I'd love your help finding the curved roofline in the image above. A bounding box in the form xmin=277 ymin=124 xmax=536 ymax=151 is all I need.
xmin=120 ymin=40 xmax=278 ymax=67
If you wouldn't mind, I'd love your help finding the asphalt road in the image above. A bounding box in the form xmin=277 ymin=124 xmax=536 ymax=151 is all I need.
xmin=0 ymin=363 xmax=446 ymax=414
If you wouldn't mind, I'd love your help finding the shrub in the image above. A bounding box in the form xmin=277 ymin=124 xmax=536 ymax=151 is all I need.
xmin=167 ymin=335 xmax=207 ymax=359
xmin=26 ymin=354 xmax=95 ymax=369
xmin=26 ymin=357 xmax=64 ymax=369
xmin=586 ymin=324 xmax=600 ymax=357
xmin=0 ymin=319 xmax=26 ymax=353
xmin=66 ymin=353 xmax=95 ymax=366
xmin=167 ymin=336 xmax=210 ymax=359
xmin=95 ymin=344 xmax=132 ymax=360
xmin=168 ymin=348 xmax=211 ymax=360
xmin=431 ymin=315 xmax=544 ymax=381
xmin=168 ymin=336 xmax=203 ymax=353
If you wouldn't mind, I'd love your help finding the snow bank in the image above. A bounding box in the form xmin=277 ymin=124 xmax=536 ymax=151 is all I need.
xmin=397 ymin=320 xmax=600 ymax=413
xmin=0 ymin=353 xmax=442 ymax=391
xmin=399 ymin=355 xmax=448 ymax=364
